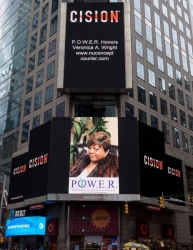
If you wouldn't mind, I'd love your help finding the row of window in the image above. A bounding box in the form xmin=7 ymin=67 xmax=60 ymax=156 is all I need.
xmin=34 ymin=0 xmax=58 ymax=14
xmin=135 ymin=15 xmax=193 ymax=75
xmin=22 ymin=102 xmax=65 ymax=143
xmin=125 ymin=102 xmax=192 ymax=152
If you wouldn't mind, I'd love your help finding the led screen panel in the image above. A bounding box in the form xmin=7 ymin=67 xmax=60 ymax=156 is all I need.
xmin=5 ymin=216 xmax=46 ymax=236
xmin=64 ymin=3 xmax=125 ymax=91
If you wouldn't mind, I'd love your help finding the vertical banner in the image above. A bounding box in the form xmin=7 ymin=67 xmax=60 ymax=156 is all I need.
xmin=69 ymin=117 xmax=119 ymax=194
xmin=64 ymin=3 xmax=125 ymax=90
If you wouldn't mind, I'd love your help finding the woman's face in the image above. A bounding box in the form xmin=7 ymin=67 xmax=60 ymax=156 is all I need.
xmin=88 ymin=144 xmax=106 ymax=162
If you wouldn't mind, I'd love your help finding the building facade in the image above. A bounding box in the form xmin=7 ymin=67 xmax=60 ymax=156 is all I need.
xmin=1 ymin=0 xmax=193 ymax=249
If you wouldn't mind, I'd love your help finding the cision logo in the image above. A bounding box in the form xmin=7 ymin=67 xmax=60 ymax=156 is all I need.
xmin=70 ymin=10 xmax=120 ymax=23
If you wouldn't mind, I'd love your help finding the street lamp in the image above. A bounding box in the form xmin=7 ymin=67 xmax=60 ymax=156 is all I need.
xmin=0 ymin=172 xmax=6 ymax=227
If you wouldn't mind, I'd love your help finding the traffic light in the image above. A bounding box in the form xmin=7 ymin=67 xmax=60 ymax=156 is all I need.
xmin=158 ymin=196 xmax=165 ymax=208
xmin=124 ymin=203 xmax=129 ymax=214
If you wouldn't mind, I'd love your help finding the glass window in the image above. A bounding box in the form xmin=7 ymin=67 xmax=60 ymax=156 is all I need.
xmin=44 ymin=109 xmax=52 ymax=123
xmin=165 ymin=40 xmax=171 ymax=58
xmin=178 ymin=89 xmax=184 ymax=105
xmin=148 ymin=69 xmax=155 ymax=87
xmin=135 ymin=15 xmax=142 ymax=35
xmin=34 ymin=0 xmax=40 ymax=10
xmin=138 ymin=85 xmax=146 ymax=105
xmin=163 ymin=21 xmax=169 ymax=37
xmin=136 ymin=39 xmax=143 ymax=57
xmin=158 ymin=76 xmax=166 ymax=94
xmin=48 ymin=39 xmax=56 ymax=58
xmin=24 ymin=98 xmax=32 ymax=116
xmin=125 ymin=102 xmax=134 ymax=117
xmin=156 ymin=33 xmax=162 ymax=51
xmin=30 ymin=33 xmax=37 ymax=52
xmin=184 ymin=12 xmax=189 ymax=24
xmin=146 ymin=25 xmax=152 ymax=44
xmin=144 ymin=3 xmax=151 ymax=21
xmin=180 ymin=109 xmax=186 ymax=126
xmin=21 ymin=121 xmax=30 ymax=143
xmin=162 ymin=4 xmax=168 ymax=17
xmin=52 ymin=0 xmax=59 ymax=13
xmin=47 ymin=61 xmax=55 ymax=80
xmin=151 ymin=115 xmax=158 ymax=129
xmin=34 ymin=91 xmax=42 ymax=110
xmin=183 ymin=0 xmax=187 ymax=9
xmin=172 ymin=28 xmax=178 ymax=45
xmin=176 ymin=70 xmax=182 ymax=85
xmin=186 ymin=27 xmax=191 ymax=39
xmin=187 ymin=43 xmax=193 ymax=57
xmin=186 ymin=95 xmax=192 ymax=110
xmin=167 ymin=63 xmax=173 ymax=78
xmin=153 ymin=0 xmax=159 ymax=9
xmin=170 ymin=104 xmax=177 ymax=122
xmin=45 ymin=84 xmax=54 ymax=104
xmin=147 ymin=48 xmax=154 ymax=64
xmin=162 ymin=121 xmax=170 ymax=143
xmin=190 ymin=62 xmax=193 ymax=77
xmin=149 ymin=92 xmax=157 ymax=110
xmin=42 ymin=3 xmax=49 ymax=22
xmin=50 ymin=15 xmax=58 ymax=36
xmin=170 ymin=12 xmax=176 ymax=25
xmin=188 ymin=115 xmax=193 ymax=131
xmin=33 ymin=115 xmax=40 ymax=129
xmin=182 ymin=55 xmax=188 ymax=71
xmin=38 ymin=48 xmax=45 ymax=65
xmin=184 ymin=76 xmax=190 ymax=91
xmin=174 ymin=48 xmax=180 ymax=66
xmin=178 ymin=20 xmax=184 ymax=32
xmin=168 ymin=83 xmax=175 ymax=100
xmin=172 ymin=126 xmax=180 ymax=148
xmin=177 ymin=5 xmax=182 ymax=16
xmin=56 ymin=102 xmax=65 ymax=117
xmin=28 ymin=56 xmax=35 ymax=72
xmin=26 ymin=76 xmax=33 ymax=94
xmin=160 ymin=98 xmax=168 ymax=116
xmin=139 ymin=109 xmax=147 ymax=124
xmin=157 ymin=56 xmax=164 ymax=72
xmin=154 ymin=12 xmax=160 ymax=29
xmin=180 ymin=36 xmax=186 ymax=52
xmin=182 ymin=132 xmax=188 ymax=152
xmin=137 ymin=61 xmax=144 ymax=80
xmin=36 ymin=69 xmax=44 ymax=87
xmin=134 ymin=0 xmax=141 ymax=11
xmin=32 ymin=12 xmax=39 ymax=30
xmin=39 ymin=25 xmax=47 ymax=45
xmin=190 ymin=136 xmax=193 ymax=155
xmin=169 ymin=0 xmax=174 ymax=8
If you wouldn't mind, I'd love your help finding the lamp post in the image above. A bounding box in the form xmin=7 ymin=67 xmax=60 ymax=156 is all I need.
xmin=0 ymin=172 xmax=6 ymax=227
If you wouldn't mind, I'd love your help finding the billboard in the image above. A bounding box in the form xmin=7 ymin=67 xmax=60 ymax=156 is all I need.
xmin=69 ymin=117 xmax=119 ymax=194
xmin=138 ymin=122 xmax=167 ymax=197
xmin=5 ymin=216 xmax=46 ymax=236
xmin=25 ymin=122 xmax=51 ymax=200
xmin=68 ymin=203 xmax=118 ymax=236
xmin=8 ymin=153 xmax=28 ymax=204
xmin=64 ymin=3 xmax=125 ymax=91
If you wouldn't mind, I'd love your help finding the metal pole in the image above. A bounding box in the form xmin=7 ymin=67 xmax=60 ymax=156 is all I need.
xmin=0 ymin=174 xmax=6 ymax=227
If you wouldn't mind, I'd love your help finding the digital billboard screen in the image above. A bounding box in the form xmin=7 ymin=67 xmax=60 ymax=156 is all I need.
xmin=8 ymin=153 xmax=28 ymax=204
xmin=64 ymin=3 xmax=125 ymax=90
xmin=5 ymin=216 xmax=46 ymax=236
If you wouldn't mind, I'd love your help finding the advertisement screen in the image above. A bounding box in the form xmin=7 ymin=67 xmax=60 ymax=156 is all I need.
xmin=8 ymin=153 xmax=28 ymax=204
xmin=69 ymin=117 xmax=119 ymax=194
xmin=138 ymin=122 xmax=167 ymax=197
xmin=64 ymin=3 xmax=125 ymax=90
xmin=5 ymin=216 xmax=46 ymax=236
xmin=68 ymin=203 xmax=118 ymax=236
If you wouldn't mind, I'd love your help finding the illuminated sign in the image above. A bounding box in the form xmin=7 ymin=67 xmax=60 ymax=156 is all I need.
xmin=5 ymin=216 xmax=46 ymax=236
xmin=144 ymin=155 xmax=163 ymax=170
